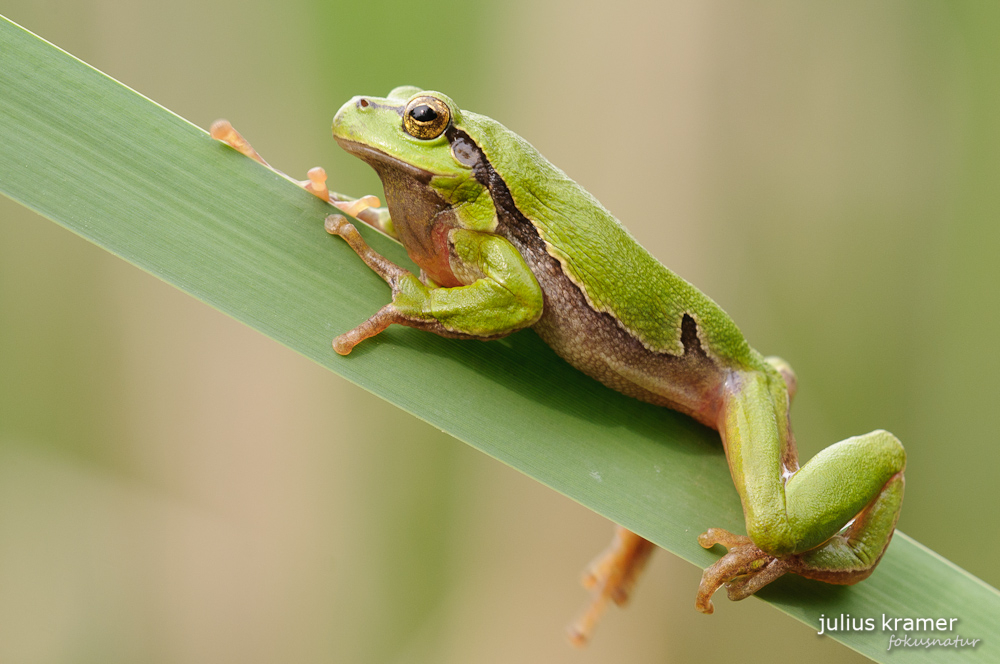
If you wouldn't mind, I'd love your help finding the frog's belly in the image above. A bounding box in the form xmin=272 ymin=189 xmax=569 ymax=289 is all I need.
xmin=528 ymin=262 xmax=726 ymax=429
xmin=498 ymin=218 xmax=725 ymax=427
xmin=490 ymin=185 xmax=726 ymax=428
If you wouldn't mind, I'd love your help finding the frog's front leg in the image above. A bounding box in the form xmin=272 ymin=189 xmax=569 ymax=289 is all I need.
xmin=695 ymin=369 xmax=906 ymax=613
xmin=325 ymin=216 xmax=544 ymax=353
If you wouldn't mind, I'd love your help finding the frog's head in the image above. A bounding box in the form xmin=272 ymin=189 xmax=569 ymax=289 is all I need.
xmin=333 ymin=87 xmax=497 ymax=237
xmin=332 ymin=86 xmax=482 ymax=181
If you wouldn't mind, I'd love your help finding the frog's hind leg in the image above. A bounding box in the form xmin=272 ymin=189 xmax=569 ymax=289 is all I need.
xmin=790 ymin=468 xmax=905 ymax=585
xmin=568 ymin=526 xmax=656 ymax=647
xmin=696 ymin=429 xmax=905 ymax=612
xmin=696 ymin=468 xmax=903 ymax=611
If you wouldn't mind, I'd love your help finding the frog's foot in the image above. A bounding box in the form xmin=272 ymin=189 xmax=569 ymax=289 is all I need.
xmin=210 ymin=119 xmax=271 ymax=166
xmin=300 ymin=167 xmax=386 ymax=230
xmin=695 ymin=528 xmax=791 ymax=614
xmin=567 ymin=526 xmax=656 ymax=647
xmin=209 ymin=120 xmax=390 ymax=234
xmin=210 ymin=119 xmax=328 ymax=201
xmin=305 ymin=170 xmax=385 ymax=233
xmin=209 ymin=120 xmax=346 ymax=204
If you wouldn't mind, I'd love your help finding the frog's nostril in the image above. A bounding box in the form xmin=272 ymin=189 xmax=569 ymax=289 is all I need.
xmin=358 ymin=98 xmax=370 ymax=108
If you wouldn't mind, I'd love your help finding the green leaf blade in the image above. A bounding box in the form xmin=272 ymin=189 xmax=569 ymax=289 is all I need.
xmin=1 ymin=15 xmax=997 ymax=662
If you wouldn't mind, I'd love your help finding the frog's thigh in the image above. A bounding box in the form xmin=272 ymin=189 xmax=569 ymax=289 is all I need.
xmin=795 ymin=470 xmax=903 ymax=577
xmin=784 ymin=430 xmax=905 ymax=553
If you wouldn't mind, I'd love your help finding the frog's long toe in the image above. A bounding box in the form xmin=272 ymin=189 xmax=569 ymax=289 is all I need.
xmin=304 ymin=166 xmax=331 ymax=202
xmin=208 ymin=120 xmax=338 ymax=204
xmin=695 ymin=528 xmax=785 ymax=614
xmin=209 ymin=119 xmax=270 ymax=166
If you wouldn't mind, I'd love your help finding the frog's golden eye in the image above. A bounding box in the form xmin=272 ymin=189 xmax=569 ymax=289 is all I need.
xmin=403 ymin=96 xmax=451 ymax=140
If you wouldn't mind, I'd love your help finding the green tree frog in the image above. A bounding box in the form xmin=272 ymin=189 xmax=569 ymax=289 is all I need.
xmin=211 ymin=87 xmax=906 ymax=645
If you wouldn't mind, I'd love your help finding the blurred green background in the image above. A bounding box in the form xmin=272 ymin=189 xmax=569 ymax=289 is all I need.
xmin=2 ymin=1 xmax=998 ymax=662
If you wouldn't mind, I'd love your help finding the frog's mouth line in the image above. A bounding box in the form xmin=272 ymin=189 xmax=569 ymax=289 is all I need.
xmin=334 ymin=137 xmax=435 ymax=183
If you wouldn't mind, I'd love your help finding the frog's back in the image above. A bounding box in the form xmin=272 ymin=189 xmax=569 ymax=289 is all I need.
xmin=463 ymin=112 xmax=758 ymax=373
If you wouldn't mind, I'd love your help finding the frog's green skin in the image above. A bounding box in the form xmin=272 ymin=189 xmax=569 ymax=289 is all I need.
xmin=326 ymin=86 xmax=906 ymax=615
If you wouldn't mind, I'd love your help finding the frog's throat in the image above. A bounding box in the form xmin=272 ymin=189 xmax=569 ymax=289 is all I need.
xmin=333 ymin=137 xmax=434 ymax=183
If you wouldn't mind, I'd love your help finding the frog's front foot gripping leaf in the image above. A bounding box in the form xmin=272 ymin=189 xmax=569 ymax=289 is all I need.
xmin=209 ymin=120 xmax=391 ymax=233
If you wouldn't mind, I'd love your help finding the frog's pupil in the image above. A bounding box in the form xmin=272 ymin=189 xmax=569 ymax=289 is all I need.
xmin=412 ymin=105 xmax=437 ymax=123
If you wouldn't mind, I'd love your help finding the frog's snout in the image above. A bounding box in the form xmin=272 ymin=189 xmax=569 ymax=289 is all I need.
xmin=332 ymin=96 xmax=363 ymax=137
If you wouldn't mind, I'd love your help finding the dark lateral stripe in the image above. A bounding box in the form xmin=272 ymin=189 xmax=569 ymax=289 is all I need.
xmin=444 ymin=127 xmax=703 ymax=361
